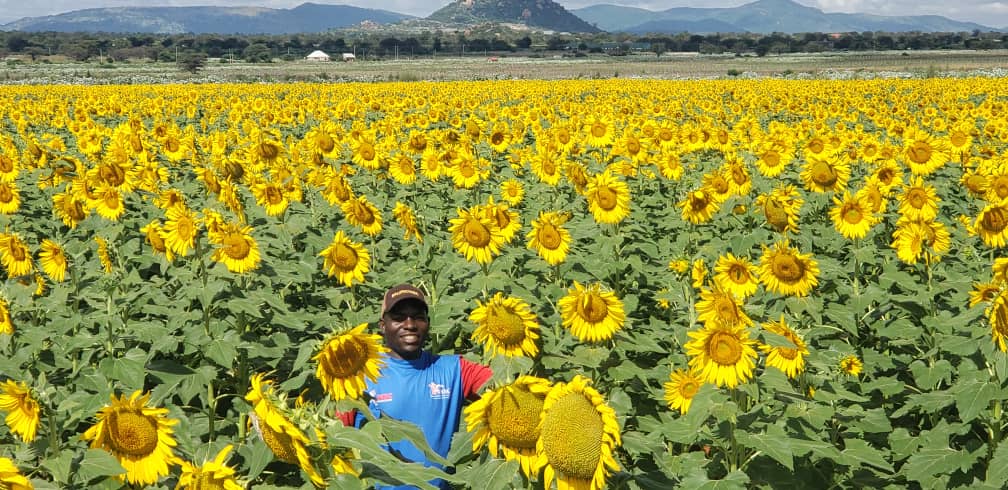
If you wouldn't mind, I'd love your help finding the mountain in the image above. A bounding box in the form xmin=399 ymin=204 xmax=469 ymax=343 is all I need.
xmin=0 ymin=3 xmax=413 ymax=34
xmin=428 ymin=0 xmax=601 ymax=33
xmin=573 ymin=0 xmax=1002 ymax=34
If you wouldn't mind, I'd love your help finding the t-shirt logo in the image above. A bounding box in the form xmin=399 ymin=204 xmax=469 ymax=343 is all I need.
xmin=428 ymin=382 xmax=450 ymax=399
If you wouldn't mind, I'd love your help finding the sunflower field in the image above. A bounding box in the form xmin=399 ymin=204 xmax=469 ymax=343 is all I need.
xmin=1 ymin=77 xmax=1008 ymax=489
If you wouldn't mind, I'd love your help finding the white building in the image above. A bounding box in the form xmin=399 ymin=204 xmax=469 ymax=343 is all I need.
xmin=342 ymin=53 xmax=356 ymax=62
xmin=305 ymin=50 xmax=330 ymax=62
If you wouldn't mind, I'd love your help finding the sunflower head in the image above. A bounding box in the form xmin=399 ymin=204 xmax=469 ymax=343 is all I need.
xmin=470 ymin=292 xmax=540 ymax=358
xmin=465 ymin=376 xmax=552 ymax=478
xmin=313 ymin=323 xmax=387 ymax=400
xmin=81 ymin=391 xmax=179 ymax=486
xmin=537 ymin=375 xmax=621 ymax=490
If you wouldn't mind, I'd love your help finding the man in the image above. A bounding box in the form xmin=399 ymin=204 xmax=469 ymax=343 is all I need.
xmin=338 ymin=284 xmax=493 ymax=489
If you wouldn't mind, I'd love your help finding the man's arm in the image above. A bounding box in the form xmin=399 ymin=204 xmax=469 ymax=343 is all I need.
xmin=460 ymin=358 xmax=493 ymax=400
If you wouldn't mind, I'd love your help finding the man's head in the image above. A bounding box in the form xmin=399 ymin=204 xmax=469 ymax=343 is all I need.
xmin=379 ymin=284 xmax=430 ymax=360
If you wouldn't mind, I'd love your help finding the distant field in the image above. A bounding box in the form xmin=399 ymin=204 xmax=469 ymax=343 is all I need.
xmin=2 ymin=49 xmax=1006 ymax=84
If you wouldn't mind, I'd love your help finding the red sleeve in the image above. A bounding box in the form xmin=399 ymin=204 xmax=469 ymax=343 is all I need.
xmin=335 ymin=409 xmax=357 ymax=427
xmin=460 ymin=357 xmax=493 ymax=400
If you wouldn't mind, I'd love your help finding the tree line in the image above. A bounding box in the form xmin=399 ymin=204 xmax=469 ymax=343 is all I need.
xmin=1 ymin=29 xmax=1006 ymax=63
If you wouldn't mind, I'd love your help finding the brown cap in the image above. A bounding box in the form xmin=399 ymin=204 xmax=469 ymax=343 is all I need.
xmin=381 ymin=284 xmax=427 ymax=316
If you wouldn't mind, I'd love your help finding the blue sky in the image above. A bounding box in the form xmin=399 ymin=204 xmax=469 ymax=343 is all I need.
xmin=1 ymin=1 xmax=1006 ymax=28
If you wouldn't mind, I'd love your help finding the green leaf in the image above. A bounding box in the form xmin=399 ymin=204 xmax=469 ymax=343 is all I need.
xmin=903 ymin=447 xmax=971 ymax=483
xmin=737 ymin=428 xmax=794 ymax=471
xmin=986 ymin=441 xmax=1008 ymax=487
xmin=841 ymin=438 xmax=893 ymax=473
xmin=680 ymin=469 xmax=750 ymax=489
xmin=951 ymin=378 xmax=998 ymax=422
xmin=42 ymin=450 xmax=75 ymax=485
xmin=76 ymin=448 xmax=125 ymax=483
xmin=453 ymin=458 xmax=520 ymax=490
xmin=238 ymin=441 xmax=275 ymax=481
xmin=101 ymin=348 xmax=147 ymax=390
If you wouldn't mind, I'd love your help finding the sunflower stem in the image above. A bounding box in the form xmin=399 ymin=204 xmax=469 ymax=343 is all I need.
xmin=47 ymin=406 xmax=59 ymax=458
xmin=207 ymin=379 xmax=216 ymax=441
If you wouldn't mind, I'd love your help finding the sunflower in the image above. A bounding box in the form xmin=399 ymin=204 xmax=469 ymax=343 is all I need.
xmin=753 ymin=141 xmax=791 ymax=177
xmin=969 ymin=281 xmax=1001 ymax=308
xmin=392 ymin=201 xmax=422 ymax=242
xmin=500 ymin=179 xmax=525 ymax=206
xmin=974 ymin=201 xmax=1008 ymax=248
xmin=527 ymin=211 xmax=572 ymax=266
xmin=245 ymin=373 xmax=323 ymax=487
xmin=448 ymin=206 xmax=505 ymax=265
xmin=52 ymin=190 xmax=89 ymax=229
xmin=209 ymin=223 xmax=261 ymax=274
xmin=37 ymin=239 xmax=68 ymax=282
xmin=696 ymin=285 xmax=752 ymax=329
xmin=829 ymin=191 xmax=878 ymax=240
xmin=482 ymin=199 xmax=521 ymax=245
xmin=163 ymin=206 xmax=199 ymax=257
xmin=685 ymin=323 xmax=758 ymax=388
xmin=856 ymin=177 xmax=890 ymax=215
xmin=537 ymin=375 xmax=621 ymax=490
xmin=388 ymin=152 xmax=417 ymax=185
xmin=713 ymin=253 xmax=759 ymax=299
xmin=251 ymin=181 xmax=290 ymax=217
xmin=759 ymin=315 xmax=809 ymax=380
xmin=758 ymin=241 xmax=819 ymax=297
xmin=176 ymin=444 xmax=244 ymax=490
xmin=691 ymin=259 xmax=708 ymax=290
xmin=140 ymin=220 xmax=173 ymax=261
xmin=901 ymin=127 xmax=950 ymax=176
xmin=470 ymin=292 xmax=540 ymax=358
xmin=892 ymin=217 xmax=951 ymax=265
xmin=584 ymin=171 xmax=631 ymax=225
xmin=465 ymin=376 xmax=552 ymax=479
xmin=800 ymin=153 xmax=850 ymax=194
xmin=319 ymin=230 xmax=370 ymax=287
xmin=897 ymin=177 xmax=940 ymax=221
xmin=313 ymin=323 xmax=387 ymax=400
xmin=839 ymin=355 xmax=863 ymax=376
xmin=679 ymin=189 xmax=720 ymax=225
xmin=0 ymin=181 xmax=20 ymax=214
xmin=0 ymin=457 xmax=31 ymax=490
xmin=0 ymin=380 xmax=40 ymax=442
xmin=0 ymin=233 xmax=33 ymax=278
xmin=340 ymin=195 xmax=383 ymax=237
xmin=94 ymin=237 xmax=113 ymax=274
xmin=81 ymin=391 xmax=179 ymax=486
xmin=449 ymin=154 xmax=488 ymax=189
xmin=755 ymin=185 xmax=803 ymax=234
xmin=557 ymin=281 xmax=625 ymax=343
xmin=530 ymin=150 xmax=563 ymax=186
xmin=0 ymin=299 xmax=11 ymax=335
xmin=582 ymin=114 xmax=615 ymax=148
xmin=663 ymin=368 xmax=704 ymax=414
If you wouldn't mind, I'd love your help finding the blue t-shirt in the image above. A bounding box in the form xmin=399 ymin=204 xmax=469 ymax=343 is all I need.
xmin=356 ymin=351 xmax=464 ymax=490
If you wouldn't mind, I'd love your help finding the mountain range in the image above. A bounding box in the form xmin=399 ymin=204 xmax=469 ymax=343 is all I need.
xmin=0 ymin=0 xmax=1002 ymax=34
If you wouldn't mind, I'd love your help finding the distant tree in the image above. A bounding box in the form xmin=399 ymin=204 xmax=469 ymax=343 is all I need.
xmin=7 ymin=35 xmax=29 ymax=53
xmin=516 ymin=36 xmax=532 ymax=49
xmin=179 ymin=52 xmax=207 ymax=73
xmin=243 ymin=43 xmax=272 ymax=63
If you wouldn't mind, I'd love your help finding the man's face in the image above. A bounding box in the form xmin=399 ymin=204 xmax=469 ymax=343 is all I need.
xmin=380 ymin=299 xmax=429 ymax=360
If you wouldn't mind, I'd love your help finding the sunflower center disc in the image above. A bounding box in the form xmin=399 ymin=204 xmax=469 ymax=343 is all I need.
xmin=108 ymin=410 xmax=159 ymax=457
xmin=333 ymin=243 xmax=358 ymax=271
xmin=596 ymin=187 xmax=618 ymax=211
xmin=810 ymin=160 xmax=837 ymax=186
xmin=538 ymin=224 xmax=562 ymax=250
xmin=223 ymin=233 xmax=251 ymax=260
xmin=984 ymin=208 xmax=1008 ymax=233
xmin=579 ymin=293 xmax=609 ymax=323
xmin=709 ymin=331 xmax=743 ymax=365
xmin=317 ymin=134 xmax=334 ymax=153
xmin=907 ymin=141 xmax=932 ymax=164
xmin=591 ymin=123 xmax=606 ymax=138
xmin=487 ymin=387 xmax=542 ymax=449
xmin=463 ymin=219 xmax=491 ymax=247
xmin=907 ymin=189 xmax=928 ymax=209
xmin=542 ymin=392 xmax=603 ymax=481
xmin=843 ymin=205 xmax=863 ymax=224
xmin=327 ymin=338 xmax=368 ymax=377
xmin=485 ymin=304 xmax=527 ymax=346
xmin=265 ymin=186 xmax=283 ymax=205
xmin=352 ymin=202 xmax=375 ymax=225
xmin=680 ymin=379 xmax=700 ymax=398
xmin=771 ymin=253 xmax=804 ymax=283
xmin=764 ymin=199 xmax=789 ymax=231
xmin=0 ymin=186 xmax=12 ymax=203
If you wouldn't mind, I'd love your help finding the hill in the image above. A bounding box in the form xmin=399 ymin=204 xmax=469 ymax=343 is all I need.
xmin=0 ymin=3 xmax=413 ymax=34
xmin=428 ymin=0 xmax=601 ymax=33
xmin=573 ymin=0 xmax=1002 ymax=34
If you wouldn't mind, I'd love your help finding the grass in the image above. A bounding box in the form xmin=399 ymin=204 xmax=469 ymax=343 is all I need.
xmin=2 ymin=49 xmax=1006 ymax=84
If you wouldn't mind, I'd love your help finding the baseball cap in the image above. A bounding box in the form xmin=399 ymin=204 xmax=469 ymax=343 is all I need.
xmin=381 ymin=284 xmax=428 ymax=316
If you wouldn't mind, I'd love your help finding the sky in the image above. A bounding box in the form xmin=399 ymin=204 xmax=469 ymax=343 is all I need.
xmin=1 ymin=0 xmax=1006 ymax=28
